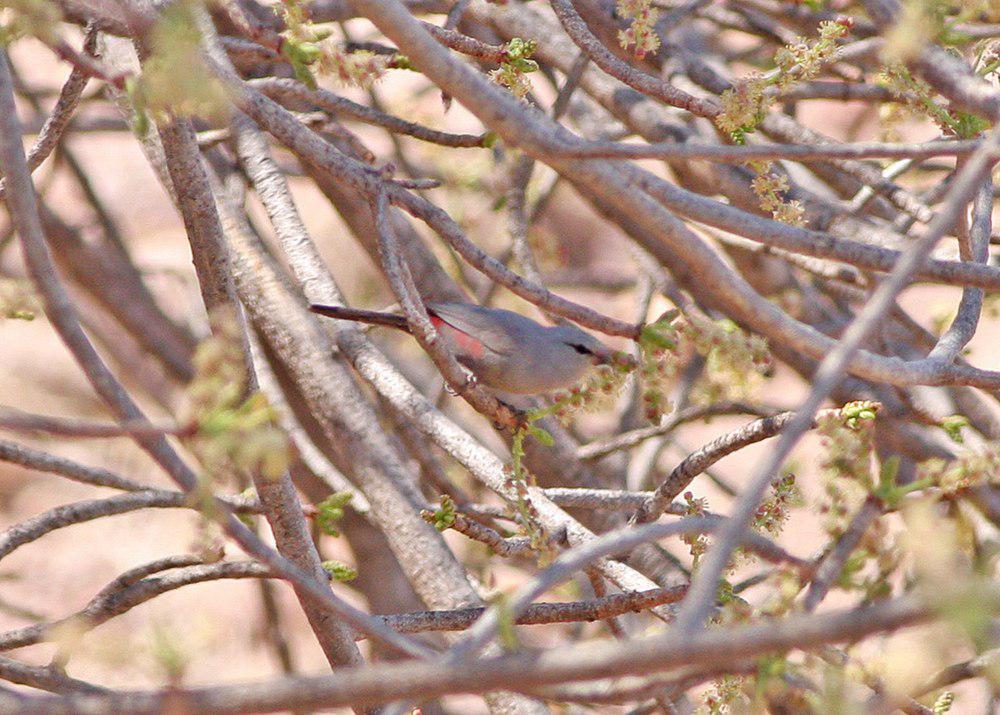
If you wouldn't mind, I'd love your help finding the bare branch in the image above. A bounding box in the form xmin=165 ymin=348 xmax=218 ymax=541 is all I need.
xmin=577 ymin=401 xmax=780 ymax=460
xmin=5 ymin=590 xmax=987 ymax=712
xmin=548 ymin=0 xmax=719 ymax=117
xmin=0 ymin=408 xmax=191 ymax=439
xmin=672 ymin=126 xmax=1000 ymax=635
xmin=249 ymin=77 xmax=490 ymax=147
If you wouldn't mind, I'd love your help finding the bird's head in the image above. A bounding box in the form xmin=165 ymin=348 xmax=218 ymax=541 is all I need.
xmin=549 ymin=324 xmax=618 ymax=366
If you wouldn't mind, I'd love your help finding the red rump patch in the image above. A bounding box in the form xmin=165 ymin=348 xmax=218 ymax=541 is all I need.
xmin=430 ymin=314 xmax=485 ymax=359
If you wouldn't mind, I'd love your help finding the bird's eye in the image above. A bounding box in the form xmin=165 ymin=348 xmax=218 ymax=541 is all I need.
xmin=571 ymin=344 xmax=591 ymax=355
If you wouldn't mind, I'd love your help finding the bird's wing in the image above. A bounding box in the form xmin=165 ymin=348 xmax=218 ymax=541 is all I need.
xmin=426 ymin=302 xmax=523 ymax=355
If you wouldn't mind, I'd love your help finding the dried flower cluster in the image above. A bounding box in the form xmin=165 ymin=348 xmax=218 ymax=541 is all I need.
xmin=616 ymin=0 xmax=660 ymax=60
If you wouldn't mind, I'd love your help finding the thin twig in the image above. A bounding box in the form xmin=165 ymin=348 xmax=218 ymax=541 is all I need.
xmin=577 ymin=401 xmax=780 ymax=460
xmin=0 ymin=26 xmax=94 ymax=201
xmin=0 ymin=408 xmax=192 ymax=438
xmin=548 ymin=0 xmax=719 ymax=117
xmin=631 ymin=408 xmax=843 ymax=525
xmin=801 ymin=496 xmax=882 ymax=613
xmin=927 ymin=173 xmax=993 ymax=363
xmin=249 ymin=77 xmax=489 ymax=147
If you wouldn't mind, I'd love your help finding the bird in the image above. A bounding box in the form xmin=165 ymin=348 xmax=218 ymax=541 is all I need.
xmin=309 ymin=301 xmax=617 ymax=395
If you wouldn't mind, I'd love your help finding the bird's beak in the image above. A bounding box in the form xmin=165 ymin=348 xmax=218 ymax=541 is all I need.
xmin=591 ymin=348 xmax=616 ymax=366
xmin=592 ymin=349 xmax=637 ymax=369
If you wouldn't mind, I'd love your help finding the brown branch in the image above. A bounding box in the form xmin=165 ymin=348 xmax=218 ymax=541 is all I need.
xmin=217 ymin=0 xmax=284 ymax=53
xmin=0 ymin=438 xmax=148 ymax=492
xmin=0 ymin=408 xmax=192 ymax=439
xmin=448 ymin=516 xmax=810 ymax=659
xmin=248 ymin=77 xmax=489 ymax=147
xmin=672 ymin=126 xmax=1000 ymax=634
xmin=0 ymin=655 xmax=106 ymax=695
xmin=421 ymin=22 xmax=509 ymax=64
xmin=348 ymin=0 xmax=1000 ymax=396
xmin=426 ymin=511 xmax=534 ymax=557
xmin=910 ymin=649 xmax=1000 ymax=698
xmin=372 ymin=186 xmax=523 ymax=428
xmin=0 ymin=490 xmax=265 ymax=564
xmin=629 ymin=164 xmax=1000 ymax=293
xmin=548 ymin=0 xmax=719 ymax=118
xmin=45 ymin=37 xmax=128 ymax=89
xmin=5 ymin=590 xmax=984 ymax=711
xmin=217 ymin=108 xmax=547 ymax=715
xmin=377 ymin=586 xmax=689 ymax=637
xmin=927 ymin=174 xmax=993 ymax=363
xmin=0 ymin=560 xmax=272 ymax=652
xmin=388 ymin=186 xmax=644 ymax=339
xmin=207 ymin=58 xmax=643 ymax=342
xmin=559 ymin=137 xmax=985 ymax=162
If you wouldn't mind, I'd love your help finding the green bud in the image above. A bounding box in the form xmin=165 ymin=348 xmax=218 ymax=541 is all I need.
xmin=427 ymin=494 xmax=456 ymax=531
xmin=940 ymin=414 xmax=969 ymax=444
xmin=309 ymin=26 xmax=334 ymax=42
xmin=505 ymin=37 xmax=537 ymax=60
xmin=717 ymin=318 xmax=738 ymax=334
xmin=391 ymin=54 xmax=415 ymax=71
xmin=296 ymin=42 xmax=322 ymax=63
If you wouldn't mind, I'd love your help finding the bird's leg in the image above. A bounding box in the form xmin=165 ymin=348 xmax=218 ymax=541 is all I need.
xmin=443 ymin=366 xmax=477 ymax=396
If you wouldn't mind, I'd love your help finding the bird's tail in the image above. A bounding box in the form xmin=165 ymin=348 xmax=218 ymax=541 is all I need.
xmin=309 ymin=304 xmax=411 ymax=332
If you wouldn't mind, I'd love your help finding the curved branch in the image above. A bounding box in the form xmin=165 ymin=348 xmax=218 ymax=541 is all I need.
xmin=548 ymin=0 xmax=718 ymax=117
xmin=0 ymin=561 xmax=272 ymax=652
xmin=631 ymin=408 xmax=839 ymax=525
xmin=0 ymin=438 xmax=149 ymax=492
xmin=0 ymin=491 xmax=260 ymax=563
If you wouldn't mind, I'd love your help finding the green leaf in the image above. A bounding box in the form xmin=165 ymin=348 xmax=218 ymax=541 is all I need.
xmin=511 ymin=58 xmax=538 ymax=74
xmin=316 ymin=491 xmax=353 ymax=536
xmin=526 ymin=424 xmax=554 ymax=447
xmin=505 ymin=37 xmax=537 ymax=61
xmin=640 ymin=319 xmax=678 ymax=350
xmin=321 ymin=560 xmax=357 ymax=582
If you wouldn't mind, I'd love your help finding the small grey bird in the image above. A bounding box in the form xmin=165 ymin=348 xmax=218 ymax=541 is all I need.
xmin=309 ymin=302 xmax=617 ymax=394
